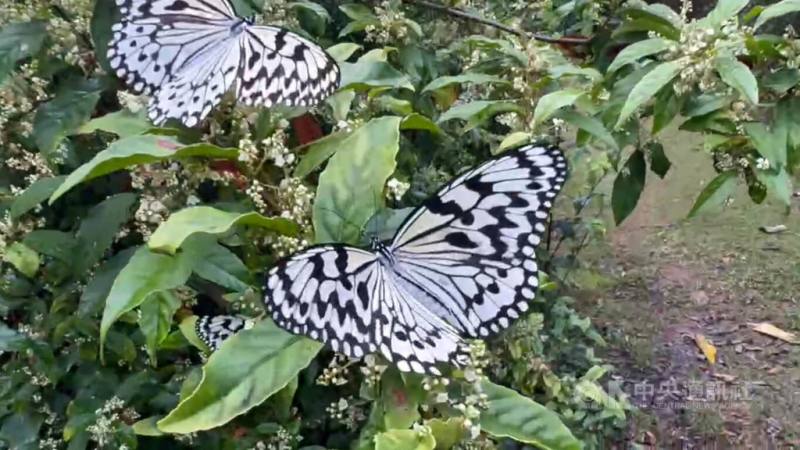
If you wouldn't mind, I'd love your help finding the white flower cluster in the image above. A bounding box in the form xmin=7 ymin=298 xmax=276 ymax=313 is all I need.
xmin=360 ymin=354 xmax=388 ymax=387
xmin=317 ymin=354 xmax=351 ymax=386
xmin=252 ymin=426 xmax=299 ymax=450
xmin=134 ymin=195 xmax=168 ymax=238
xmin=86 ymin=396 xmax=138 ymax=448
xmin=117 ymin=91 xmax=148 ymax=113
xmin=365 ymin=1 xmax=411 ymax=44
xmin=262 ymin=176 xmax=314 ymax=257
xmin=256 ymin=0 xmax=298 ymax=30
xmin=662 ymin=18 xmax=749 ymax=95
xmin=385 ymin=177 xmax=410 ymax=202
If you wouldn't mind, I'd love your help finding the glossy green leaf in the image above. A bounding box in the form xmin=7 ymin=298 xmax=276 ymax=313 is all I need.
xmin=532 ymin=89 xmax=585 ymax=130
xmin=3 ymin=243 xmax=39 ymax=277
xmin=100 ymin=246 xmax=195 ymax=353
xmin=90 ymin=0 xmax=117 ymax=71
xmin=139 ymin=291 xmax=181 ymax=366
xmin=375 ymin=96 xmax=414 ymax=116
xmin=607 ymin=38 xmax=671 ymax=73
xmin=382 ymin=370 xmax=421 ymax=429
xmin=688 ymin=172 xmax=738 ymax=217
xmin=375 ymin=429 xmax=436 ymax=450
xmin=327 ymin=90 xmax=356 ymax=121
xmin=9 ymin=176 xmax=66 ymax=219
xmin=74 ymin=193 xmax=137 ymax=274
xmin=23 ymin=230 xmax=75 ymax=263
xmin=611 ymin=150 xmax=646 ymax=224
xmin=132 ymin=417 xmax=164 ymax=436
xmin=0 ymin=21 xmax=47 ymax=85
xmin=714 ymin=57 xmax=759 ymax=104
xmin=400 ymin=113 xmax=442 ymax=134
xmin=647 ymin=142 xmax=671 ymax=178
xmin=498 ymin=132 xmax=532 ymax=153
xmin=340 ymin=61 xmax=414 ymax=91
xmin=0 ymin=322 xmax=27 ymax=352
xmin=50 ymin=136 xmax=238 ymax=202
xmin=363 ymin=207 xmax=413 ymax=243
xmin=293 ymin=130 xmax=351 ymax=178
xmin=157 ymin=320 xmax=322 ymax=433
xmin=192 ymin=242 xmax=252 ymax=292
xmin=757 ymin=168 xmax=793 ymax=206
xmin=148 ymin=206 xmax=298 ymax=254
xmin=313 ymin=116 xmax=401 ymax=244
xmin=79 ymin=248 xmax=136 ymax=317
xmin=480 ymin=381 xmax=581 ymax=450
xmin=616 ymin=60 xmax=683 ymax=129
xmin=556 ymin=110 xmax=618 ymax=150
xmin=652 ymin=87 xmax=683 ymax=135
xmin=427 ymin=418 xmax=464 ymax=450
xmin=33 ymin=78 xmax=105 ymax=157
xmin=422 ymin=73 xmax=509 ymax=92
xmin=698 ymin=0 xmax=749 ymax=27
xmin=438 ymin=100 xmax=520 ymax=132
xmin=744 ymin=122 xmax=787 ymax=169
xmin=79 ymin=109 xmax=151 ymax=137
xmin=327 ymin=42 xmax=362 ymax=62
xmin=762 ymin=68 xmax=800 ymax=94
xmin=754 ymin=0 xmax=800 ymax=29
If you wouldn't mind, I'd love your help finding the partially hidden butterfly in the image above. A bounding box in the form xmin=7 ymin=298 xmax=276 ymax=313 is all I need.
xmin=107 ymin=0 xmax=340 ymax=127
xmin=196 ymin=144 xmax=567 ymax=375
xmin=195 ymin=315 xmax=251 ymax=351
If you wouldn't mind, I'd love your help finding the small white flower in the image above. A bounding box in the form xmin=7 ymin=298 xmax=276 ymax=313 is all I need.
xmin=756 ymin=157 xmax=771 ymax=170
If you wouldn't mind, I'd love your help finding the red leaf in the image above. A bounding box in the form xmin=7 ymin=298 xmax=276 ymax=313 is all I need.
xmin=291 ymin=114 xmax=323 ymax=145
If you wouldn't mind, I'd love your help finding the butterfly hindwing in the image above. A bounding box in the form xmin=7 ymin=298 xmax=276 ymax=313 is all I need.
xmin=196 ymin=315 xmax=248 ymax=351
xmin=108 ymin=0 xmax=339 ymax=127
xmin=389 ymin=145 xmax=567 ymax=338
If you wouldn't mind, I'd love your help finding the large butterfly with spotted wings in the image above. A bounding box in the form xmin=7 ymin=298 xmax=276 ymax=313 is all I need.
xmin=199 ymin=144 xmax=567 ymax=374
xmin=107 ymin=0 xmax=340 ymax=127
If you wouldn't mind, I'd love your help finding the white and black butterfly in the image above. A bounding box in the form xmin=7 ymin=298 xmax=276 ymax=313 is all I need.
xmin=107 ymin=0 xmax=340 ymax=127
xmin=263 ymin=144 xmax=568 ymax=375
xmin=195 ymin=315 xmax=251 ymax=351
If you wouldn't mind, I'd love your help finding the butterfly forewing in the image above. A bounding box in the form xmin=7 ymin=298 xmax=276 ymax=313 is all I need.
xmin=389 ymin=145 xmax=567 ymax=338
xmin=108 ymin=0 xmax=339 ymax=127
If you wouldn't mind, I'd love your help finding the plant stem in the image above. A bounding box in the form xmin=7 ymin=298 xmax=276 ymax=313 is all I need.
xmin=401 ymin=0 xmax=591 ymax=45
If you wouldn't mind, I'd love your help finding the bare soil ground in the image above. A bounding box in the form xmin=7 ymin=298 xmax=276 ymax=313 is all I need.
xmin=570 ymin=128 xmax=800 ymax=448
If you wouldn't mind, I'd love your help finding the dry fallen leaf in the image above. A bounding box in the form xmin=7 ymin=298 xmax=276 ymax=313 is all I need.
xmin=747 ymin=322 xmax=799 ymax=344
xmin=694 ymin=334 xmax=717 ymax=364
xmin=759 ymin=224 xmax=788 ymax=234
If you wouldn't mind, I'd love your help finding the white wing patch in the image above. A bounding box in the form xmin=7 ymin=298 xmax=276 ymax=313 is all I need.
xmin=262 ymin=144 xmax=567 ymax=375
xmin=196 ymin=315 xmax=250 ymax=351
xmin=107 ymin=0 xmax=340 ymax=127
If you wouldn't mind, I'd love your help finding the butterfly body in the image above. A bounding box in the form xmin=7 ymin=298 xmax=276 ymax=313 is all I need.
xmin=108 ymin=0 xmax=340 ymax=127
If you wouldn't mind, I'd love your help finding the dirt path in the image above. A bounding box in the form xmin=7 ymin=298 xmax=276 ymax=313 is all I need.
xmin=573 ymin=130 xmax=800 ymax=447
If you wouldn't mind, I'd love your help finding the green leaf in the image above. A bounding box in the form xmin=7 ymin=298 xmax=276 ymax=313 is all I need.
xmin=293 ymin=131 xmax=351 ymax=178
xmin=498 ymin=132 xmax=532 ymax=153
xmin=647 ymin=142 xmax=671 ymax=178
xmin=744 ymin=122 xmax=787 ymax=169
xmin=327 ymin=90 xmax=356 ymax=121
xmin=340 ymin=61 xmax=414 ymax=91
xmin=688 ymin=172 xmax=738 ymax=217
xmin=698 ymin=0 xmax=749 ymax=27
xmin=376 ymin=96 xmax=414 ymax=116
xmin=532 ymin=89 xmax=585 ymax=130
xmin=50 ymin=136 xmax=238 ymax=202
xmin=100 ymin=246 xmax=195 ymax=353
xmin=157 ymin=320 xmax=322 ymax=433
xmin=90 ymin=0 xmax=117 ymax=71
xmin=192 ymin=242 xmax=252 ymax=292
xmin=79 ymin=248 xmax=136 ymax=317
xmin=438 ymin=100 xmax=520 ymax=132
xmin=375 ymin=429 xmax=436 ymax=450
xmin=616 ymin=60 xmax=683 ymax=129
xmin=363 ymin=207 xmax=413 ymax=243
xmin=289 ymin=1 xmax=331 ymax=22
xmin=79 ymin=109 xmax=151 ymax=137
xmin=714 ymin=57 xmax=759 ymax=104
xmin=33 ymin=78 xmax=105 ymax=157
xmin=0 ymin=322 xmax=27 ymax=352
xmin=179 ymin=316 xmax=210 ymax=352
xmin=381 ymin=370 xmax=421 ymax=429
xmin=9 ymin=176 xmax=66 ymax=219
xmin=757 ymin=168 xmax=793 ymax=206
xmin=132 ymin=417 xmax=164 ymax=436
xmin=427 ymin=418 xmax=465 ymax=450
xmin=652 ymin=87 xmax=683 ymax=135
xmin=613 ymin=11 xmax=680 ymax=41
xmin=0 ymin=21 xmax=47 ymax=85
xmin=422 ymin=73 xmax=509 ymax=93
xmin=607 ymin=38 xmax=671 ymax=73
xmin=4 ymin=242 xmax=39 ymax=278
xmin=556 ymin=110 xmax=618 ymax=150
xmin=327 ymin=42 xmax=362 ymax=62
xmin=0 ymin=412 xmax=42 ymax=449
xmin=611 ymin=150 xmax=646 ymax=224
xmin=23 ymin=230 xmax=75 ymax=263
xmin=313 ymin=116 xmax=402 ymax=244
xmin=682 ymin=94 xmax=732 ymax=117
xmin=480 ymin=381 xmax=582 ymax=450
xmin=400 ymin=113 xmax=442 ymax=134
xmin=139 ymin=291 xmax=181 ymax=366
xmin=74 ymin=193 xmax=137 ymax=274
xmin=148 ymin=206 xmax=298 ymax=254
xmin=754 ymin=0 xmax=800 ymax=29
xmin=762 ymin=68 xmax=800 ymax=94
